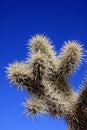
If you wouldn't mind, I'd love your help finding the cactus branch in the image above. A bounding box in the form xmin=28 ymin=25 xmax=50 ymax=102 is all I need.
xmin=7 ymin=34 xmax=86 ymax=130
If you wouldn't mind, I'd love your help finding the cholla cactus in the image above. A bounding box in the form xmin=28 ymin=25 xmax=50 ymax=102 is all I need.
xmin=7 ymin=34 xmax=87 ymax=130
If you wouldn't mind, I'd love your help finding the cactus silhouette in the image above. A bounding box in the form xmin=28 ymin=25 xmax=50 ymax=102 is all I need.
xmin=7 ymin=34 xmax=87 ymax=130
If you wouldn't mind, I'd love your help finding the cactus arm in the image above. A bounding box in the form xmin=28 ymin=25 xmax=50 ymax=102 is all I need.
xmin=57 ymin=41 xmax=83 ymax=77
xmin=47 ymin=41 xmax=83 ymax=98
xmin=6 ymin=62 xmax=32 ymax=89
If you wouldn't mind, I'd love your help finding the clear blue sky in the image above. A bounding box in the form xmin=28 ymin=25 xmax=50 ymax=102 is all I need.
xmin=0 ymin=0 xmax=87 ymax=130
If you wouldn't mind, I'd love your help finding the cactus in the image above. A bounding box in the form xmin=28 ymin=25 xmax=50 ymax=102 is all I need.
xmin=7 ymin=34 xmax=87 ymax=130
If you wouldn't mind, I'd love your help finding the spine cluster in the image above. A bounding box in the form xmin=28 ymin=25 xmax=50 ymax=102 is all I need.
xmin=7 ymin=34 xmax=87 ymax=130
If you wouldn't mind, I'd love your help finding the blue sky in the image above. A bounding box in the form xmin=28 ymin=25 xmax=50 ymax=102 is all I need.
xmin=0 ymin=0 xmax=87 ymax=130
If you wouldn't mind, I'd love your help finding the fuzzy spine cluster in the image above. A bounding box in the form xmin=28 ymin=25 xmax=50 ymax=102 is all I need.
xmin=7 ymin=34 xmax=87 ymax=130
